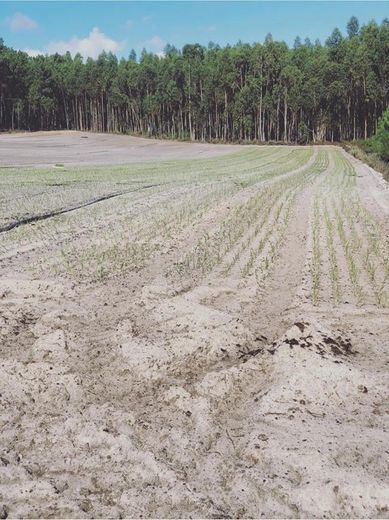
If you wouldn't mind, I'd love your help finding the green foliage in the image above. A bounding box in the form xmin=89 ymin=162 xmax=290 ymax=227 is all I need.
xmin=370 ymin=108 xmax=389 ymax=161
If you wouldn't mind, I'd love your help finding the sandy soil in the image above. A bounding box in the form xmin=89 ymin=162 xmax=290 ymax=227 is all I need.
xmin=0 ymin=140 xmax=388 ymax=519
xmin=0 ymin=131 xmax=246 ymax=167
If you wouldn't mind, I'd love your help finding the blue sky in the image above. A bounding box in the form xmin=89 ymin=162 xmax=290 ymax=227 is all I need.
xmin=1 ymin=1 xmax=388 ymax=59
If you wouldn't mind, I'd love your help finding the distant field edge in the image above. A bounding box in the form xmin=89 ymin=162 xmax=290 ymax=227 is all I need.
xmin=341 ymin=141 xmax=389 ymax=182
xmin=0 ymin=128 xmax=365 ymax=147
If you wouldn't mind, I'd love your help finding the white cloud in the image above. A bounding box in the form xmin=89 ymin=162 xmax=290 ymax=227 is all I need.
xmin=24 ymin=48 xmax=43 ymax=57
xmin=142 ymin=35 xmax=166 ymax=53
xmin=46 ymin=27 xmax=125 ymax=59
xmin=199 ymin=25 xmax=216 ymax=33
xmin=6 ymin=12 xmax=38 ymax=31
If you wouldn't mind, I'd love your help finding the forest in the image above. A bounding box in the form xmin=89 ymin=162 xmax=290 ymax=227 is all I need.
xmin=0 ymin=16 xmax=388 ymax=143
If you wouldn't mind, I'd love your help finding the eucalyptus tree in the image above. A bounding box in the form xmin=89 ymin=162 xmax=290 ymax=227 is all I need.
xmin=0 ymin=17 xmax=387 ymax=142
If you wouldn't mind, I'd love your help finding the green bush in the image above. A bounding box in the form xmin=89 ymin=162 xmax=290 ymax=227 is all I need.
xmin=370 ymin=108 xmax=389 ymax=161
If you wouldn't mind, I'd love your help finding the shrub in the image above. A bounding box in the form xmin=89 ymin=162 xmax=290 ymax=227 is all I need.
xmin=370 ymin=108 xmax=389 ymax=161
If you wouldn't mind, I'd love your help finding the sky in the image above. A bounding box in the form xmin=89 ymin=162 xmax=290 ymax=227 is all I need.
xmin=0 ymin=1 xmax=388 ymax=59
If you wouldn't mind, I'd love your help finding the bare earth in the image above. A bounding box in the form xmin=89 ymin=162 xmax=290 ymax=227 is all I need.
xmin=0 ymin=134 xmax=388 ymax=519
xmin=0 ymin=130 xmax=245 ymax=167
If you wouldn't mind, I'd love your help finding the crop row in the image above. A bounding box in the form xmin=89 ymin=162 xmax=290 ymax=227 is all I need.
xmin=176 ymin=149 xmax=328 ymax=282
xmin=0 ymin=147 xmax=309 ymax=227
xmin=308 ymin=149 xmax=387 ymax=307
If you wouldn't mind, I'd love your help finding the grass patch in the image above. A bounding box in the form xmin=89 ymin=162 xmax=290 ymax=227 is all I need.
xmin=342 ymin=141 xmax=389 ymax=182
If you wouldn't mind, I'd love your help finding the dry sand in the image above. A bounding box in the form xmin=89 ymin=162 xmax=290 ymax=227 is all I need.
xmin=0 ymin=131 xmax=245 ymax=167
xmin=0 ymin=136 xmax=388 ymax=519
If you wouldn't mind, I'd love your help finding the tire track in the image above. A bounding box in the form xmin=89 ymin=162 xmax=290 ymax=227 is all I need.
xmin=0 ymin=183 xmax=163 ymax=234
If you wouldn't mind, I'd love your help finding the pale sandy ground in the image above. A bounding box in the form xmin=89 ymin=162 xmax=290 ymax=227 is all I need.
xmin=0 ymin=137 xmax=388 ymax=519
xmin=0 ymin=131 xmax=246 ymax=167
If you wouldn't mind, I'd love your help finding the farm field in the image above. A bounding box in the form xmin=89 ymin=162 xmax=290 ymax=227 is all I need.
xmin=0 ymin=133 xmax=388 ymax=518
xmin=0 ymin=130 xmax=245 ymax=167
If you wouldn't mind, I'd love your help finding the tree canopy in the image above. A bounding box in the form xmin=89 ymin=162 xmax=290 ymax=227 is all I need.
xmin=0 ymin=17 xmax=388 ymax=142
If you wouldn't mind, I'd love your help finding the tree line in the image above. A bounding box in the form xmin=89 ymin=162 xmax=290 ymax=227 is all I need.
xmin=0 ymin=16 xmax=388 ymax=143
